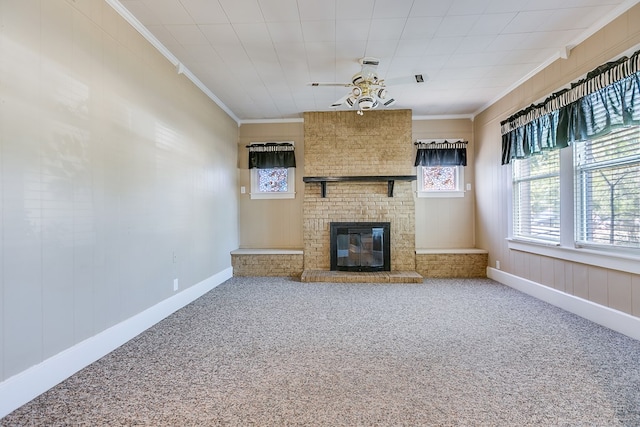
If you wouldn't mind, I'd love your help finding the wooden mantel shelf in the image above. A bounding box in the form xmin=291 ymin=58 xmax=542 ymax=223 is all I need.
xmin=303 ymin=175 xmax=416 ymax=197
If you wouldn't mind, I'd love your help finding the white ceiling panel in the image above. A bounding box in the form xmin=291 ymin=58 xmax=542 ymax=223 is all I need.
xmin=120 ymin=1 xmax=161 ymax=25
xmin=218 ymin=0 xmax=264 ymax=23
xmin=409 ymin=0 xmax=454 ymax=17
xmin=467 ymin=13 xmax=516 ymax=36
xmin=372 ymin=0 xmax=414 ymax=19
xmin=337 ymin=0 xmax=375 ymax=20
xmin=199 ymin=24 xmax=241 ymax=47
xmin=140 ymin=0 xmax=193 ymax=24
xmin=164 ymin=25 xmax=209 ymax=45
xmin=367 ymin=18 xmax=407 ymax=41
xmin=448 ymin=0 xmax=490 ymax=15
xmin=435 ymin=15 xmax=481 ymax=37
xmin=233 ymin=22 xmax=272 ymax=44
xmin=267 ymin=22 xmax=305 ymax=43
xmin=258 ymin=0 xmax=300 ymax=22
xmin=179 ymin=0 xmax=228 ymax=24
xmin=110 ymin=0 xmax=638 ymax=122
xmin=336 ymin=20 xmax=371 ymax=42
xmin=301 ymin=20 xmax=336 ymax=42
xmin=401 ymin=17 xmax=443 ymax=40
xmin=502 ymin=10 xmax=556 ymax=33
xmin=298 ymin=0 xmax=336 ymax=21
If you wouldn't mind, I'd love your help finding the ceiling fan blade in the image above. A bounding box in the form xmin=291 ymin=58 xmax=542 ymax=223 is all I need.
xmin=329 ymin=93 xmax=350 ymax=108
xmin=308 ymin=82 xmax=352 ymax=87
xmin=381 ymin=97 xmax=396 ymax=107
xmin=360 ymin=57 xmax=380 ymax=67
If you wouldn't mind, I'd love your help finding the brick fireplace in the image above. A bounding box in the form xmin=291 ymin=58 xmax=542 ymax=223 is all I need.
xmin=302 ymin=110 xmax=417 ymax=274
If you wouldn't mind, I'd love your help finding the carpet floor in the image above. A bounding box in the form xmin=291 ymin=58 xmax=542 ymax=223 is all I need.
xmin=2 ymin=277 xmax=640 ymax=426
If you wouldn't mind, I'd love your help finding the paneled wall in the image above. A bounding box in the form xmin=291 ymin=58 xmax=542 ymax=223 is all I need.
xmin=474 ymin=4 xmax=640 ymax=317
xmin=413 ymin=119 xmax=475 ymax=249
xmin=237 ymin=122 xmax=304 ymax=249
xmin=0 ymin=0 xmax=239 ymax=382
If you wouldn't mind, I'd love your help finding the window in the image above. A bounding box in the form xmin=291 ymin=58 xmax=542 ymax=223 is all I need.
xmin=414 ymin=140 xmax=467 ymax=198
xmin=250 ymin=167 xmax=295 ymax=199
xmin=417 ymin=165 xmax=465 ymax=197
xmin=248 ymin=141 xmax=296 ymax=200
xmin=574 ymin=127 xmax=640 ymax=249
xmin=512 ymin=150 xmax=560 ymax=243
xmin=503 ymin=50 xmax=640 ymax=270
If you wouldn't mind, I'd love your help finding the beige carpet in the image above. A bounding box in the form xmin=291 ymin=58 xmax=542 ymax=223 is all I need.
xmin=2 ymin=277 xmax=640 ymax=426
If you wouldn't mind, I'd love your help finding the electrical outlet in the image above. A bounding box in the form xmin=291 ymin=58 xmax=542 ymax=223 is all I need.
xmin=173 ymin=278 xmax=179 ymax=291
xmin=496 ymin=260 xmax=501 ymax=270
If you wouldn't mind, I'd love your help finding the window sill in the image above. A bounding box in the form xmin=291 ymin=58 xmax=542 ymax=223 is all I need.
xmin=250 ymin=192 xmax=295 ymax=200
xmin=417 ymin=191 xmax=465 ymax=198
xmin=507 ymin=238 xmax=640 ymax=275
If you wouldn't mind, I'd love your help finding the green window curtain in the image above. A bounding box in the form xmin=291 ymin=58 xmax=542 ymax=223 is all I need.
xmin=414 ymin=141 xmax=467 ymax=166
xmin=248 ymin=143 xmax=296 ymax=169
xmin=501 ymin=50 xmax=640 ymax=165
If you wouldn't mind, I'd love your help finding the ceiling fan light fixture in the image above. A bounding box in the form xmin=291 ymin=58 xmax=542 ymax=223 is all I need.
xmin=376 ymin=88 xmax=387 ymax=99
xmin=352 ymin=86 xmax=362 ymax=97
xmin=346 ymin=96 xmax=357 ymax=108
xmin=358 ymin=96 xmax=377 ymax=110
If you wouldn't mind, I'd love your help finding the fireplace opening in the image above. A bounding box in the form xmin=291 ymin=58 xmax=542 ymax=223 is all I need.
xmin=330 ymin=222 xmax=391 ymax=272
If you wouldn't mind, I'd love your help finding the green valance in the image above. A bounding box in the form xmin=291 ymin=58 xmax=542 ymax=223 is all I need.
xmin=414 ymin=140 xmax=467 ymax=166
xmin=501 ymin=49 xmax=640 ymax=165
xmin=248 ymin=142 xmax=296 ymax=169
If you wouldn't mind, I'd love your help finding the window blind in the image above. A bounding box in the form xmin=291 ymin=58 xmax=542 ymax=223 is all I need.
xmin=512 ymin=151 xmax=561 ymax=242
xmin=574 ymin=126 xmax=640 ymax=248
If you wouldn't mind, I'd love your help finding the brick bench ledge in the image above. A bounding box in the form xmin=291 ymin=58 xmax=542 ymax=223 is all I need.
xmin=416 ymin=248 xmax=488 ymax=254
xmin=231 ymin=249 xmax=304 ymax=255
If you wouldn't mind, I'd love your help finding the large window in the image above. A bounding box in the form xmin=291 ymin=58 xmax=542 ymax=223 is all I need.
xmin=511 ymin=126 xmax=640 ymax=253
xmin=512 ymin=150 xmax=560 ymax=243
xmin=574 ymin=127 xmax=640 ymax=249
xmin=502 ymin=48 xmax=640 ymax=265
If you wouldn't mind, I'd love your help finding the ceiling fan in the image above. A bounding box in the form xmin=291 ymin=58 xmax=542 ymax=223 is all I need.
xmin=309 ymin=57 xmax=398 ymax=115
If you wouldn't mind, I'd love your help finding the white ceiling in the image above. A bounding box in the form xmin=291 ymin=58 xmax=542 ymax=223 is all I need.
xmin=113 ymin=0 xmax=639 ymax=123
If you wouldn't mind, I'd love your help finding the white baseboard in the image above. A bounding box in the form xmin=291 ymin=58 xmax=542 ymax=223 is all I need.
xmin=0 ymin=267 xmax=233 ymax=419
xmin=487 ymin=267 xmax=640 ymax=342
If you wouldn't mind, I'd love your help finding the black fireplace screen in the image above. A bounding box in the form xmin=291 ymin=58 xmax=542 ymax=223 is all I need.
xmin=330 ymin=222 xmax=390 ymax=272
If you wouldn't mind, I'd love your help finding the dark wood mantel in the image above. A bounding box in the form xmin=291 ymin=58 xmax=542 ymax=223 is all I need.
xmin=303 ymin=175 xmax=416 ymax=197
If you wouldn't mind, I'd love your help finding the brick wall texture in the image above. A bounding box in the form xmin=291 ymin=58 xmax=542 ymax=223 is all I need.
xmin=416 ymin=253 xmax=488 ymax=278
xmin=303 ymin=110 xmax=416 ymax=271
xmin=231 ymin=254 xmax=303 ymax=277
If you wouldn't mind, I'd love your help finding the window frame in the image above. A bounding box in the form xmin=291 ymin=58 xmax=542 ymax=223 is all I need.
xmin=250 ymin=167 xmax=296 ymax=200
xmin=511 ymin=150 xmax=561 ymax=244
xmin=416 ymin=165 xmax=465 ymax=198
xmin=507 ymin=126 xmax=640 ymax=275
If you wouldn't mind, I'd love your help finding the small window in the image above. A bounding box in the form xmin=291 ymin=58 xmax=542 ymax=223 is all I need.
xmin=248 ymin=141 xmax=296 ymax=200
xmin=417 ymin=165 xmax=464 ymax=198
xmin=250 ymin=167 xmax=295 ymax=199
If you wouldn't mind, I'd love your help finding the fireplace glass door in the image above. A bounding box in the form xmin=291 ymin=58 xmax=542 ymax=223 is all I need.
xmin=336 ymin=227 xmax=384 ymax=269
xmin=330 ymin=222 xmax=390 ymax=272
